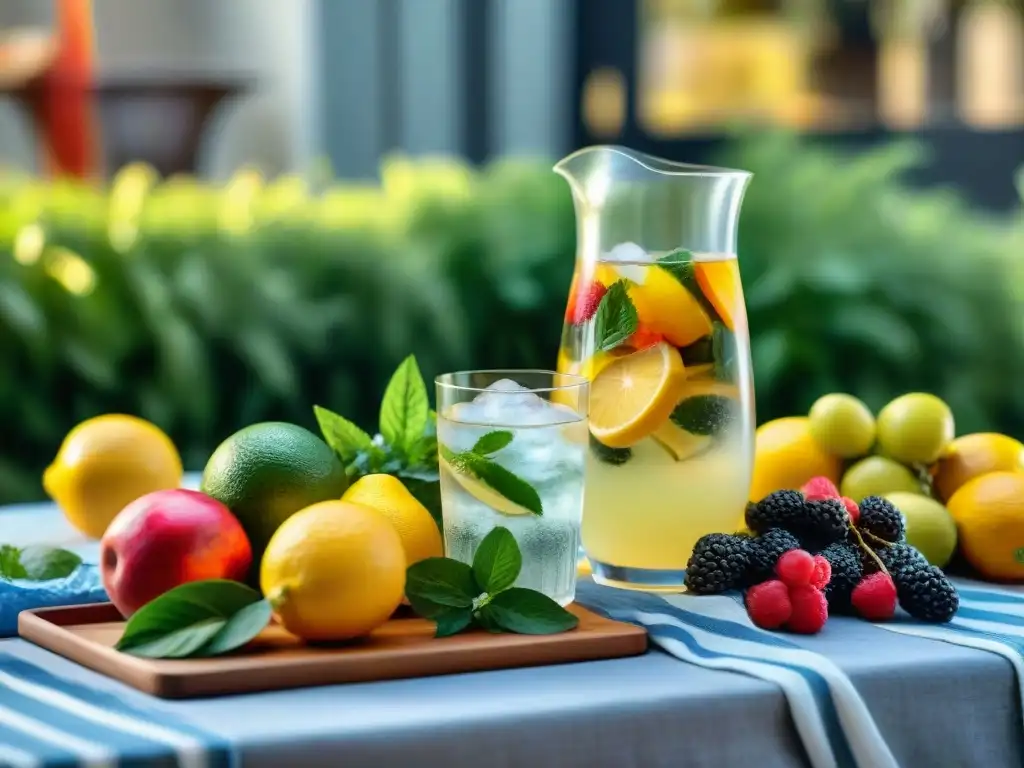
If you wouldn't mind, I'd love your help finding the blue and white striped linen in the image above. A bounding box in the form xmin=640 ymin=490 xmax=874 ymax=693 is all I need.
xmin=0 ymin=652 xmax=235 ymax=768
xmin=578 ymin=580 xmax=905 ymax=768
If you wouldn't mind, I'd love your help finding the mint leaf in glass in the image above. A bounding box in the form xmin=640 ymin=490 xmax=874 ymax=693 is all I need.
xmin=472 ymin=526 xmax=521 ymax=594
xmin=314 ymin=404 xmax=374 ymax=463
xmin=461 ymin=454 xmax=543 ymax=516
xmin=116 ymin=580 xmax=270 ymax=659
xmin=593 ymin=280 xmax=638 ymax=352
xmin=379 ymin=355 xmax=429 ymax=455
xmin=588 ymin=434 xmax=632 ymax=466
xmin=482 ymin=588 xmax=579 ymax=635
xmin=0 ymin=545 xmax=82 ymax=581
xmin=472 ymin=430 xmax=514 ymax=456
xmin=712 ymin=322 xmax=737 ymax=383
xmin=670 ymin=395 xmax=735 ymax=437
xmin=405 ymin=557 xmax=479 ymax=618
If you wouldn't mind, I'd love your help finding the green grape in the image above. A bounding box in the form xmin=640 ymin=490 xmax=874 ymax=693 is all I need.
xmin=840 ymin=456 xmax=923 ymax=503
xmin=808 ymin=393 xmax=876 ymax=458
xmin=876 ymin=393 xmax=955 ymax=465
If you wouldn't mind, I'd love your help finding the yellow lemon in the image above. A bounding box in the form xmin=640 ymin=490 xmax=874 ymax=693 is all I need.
xmin=628 ymin=266 xmax=712 ymax=348
xmin=589 ymin=341 xmax=688 ymax=448
xmin=261 ymin=500 xmax=406 ymax=641
xmin=342 ymin=474 xmax=442 ymax=566
xmin=934 ymin=433 xmax=1024 ymax=503
xmin=43 ymin=414 xmax=183 ymax=539
xmin=749 ymin=417 xmax=842 ymax=502
xmin=947 ymin=471 xmax=1024 ymax=582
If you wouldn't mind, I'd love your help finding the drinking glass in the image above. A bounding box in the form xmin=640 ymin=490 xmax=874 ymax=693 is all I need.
xmin=435 ymin=370 xmax=589 ymax=605
xmin=553 ymin=145 xmax=755 ymax=591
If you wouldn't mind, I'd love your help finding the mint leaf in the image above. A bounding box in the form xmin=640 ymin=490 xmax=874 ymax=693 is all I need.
xmin=314 ymin=405 xmax=373 ymax=463
xmin=593 ymin=280 xmax=638 ymax=352
xmin=657 ymin=251 xmax=721 ymax=323
xmin=712 ymin=323 xmax=736 ymax=382
xmin=196 ymin=599 xmax=273 ymax=657
xmin=434 ymin=609 xmax=473 ymax=638
xmin=117 ymin=580 xmax=268 ymax=658
xmin=588 ymin=435 xmax=632 ymax=466
xmin=405 ymin=557 xmax=478 ymax=618
xmin=461 ymin=453 xmax=543 ymax=516
xmin=680 ymin=336 xmax=714 ymax=366
xmin=482 ymin=588 xmax=579 ymax=635
xmin=472 ymin=430 xmax=513 ymax=456
xmin=472 ymin=527 xmax=521 ymax=594
xmin=397 ymin=471 xmax=442 ymax=530
xmin=670 ymin=395 xmax=735 ymax=436
xmin=379 ymin=355 xmax=429 ymax=455
xmin=0 ymin=545 xmax=81 ymax=581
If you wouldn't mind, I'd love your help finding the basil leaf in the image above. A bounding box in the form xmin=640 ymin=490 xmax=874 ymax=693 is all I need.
xmin=472 ymin=527 xmax=521 ymax=594
xmin=593 ymin=280 xmax=638 ymax=353
xmin=314 ymin=405 xmax=373 ymax=463
xmin=472 ymin=430 xmax=513 ymax=456
xmin=196 ymin=599 xmax=273 ymax=657
xmin=405 ymin=557 xmax=478 ymax=616
xmin=117 ymin=580 xmax=266 ymax=658
xmin=0 ymin=545 xmax=81 ymax=581
xmin=124 ymin=617 xmax=227 ymax=659
xmin=483 ymin=588 xmax=579 ymax=635
xmin=434 ymin=609 xmax=473 ymax=638
xmin=379 ymin=355 xmax=429 ymax=455
xmin=461 ymin=454 xmax=543 ymax=516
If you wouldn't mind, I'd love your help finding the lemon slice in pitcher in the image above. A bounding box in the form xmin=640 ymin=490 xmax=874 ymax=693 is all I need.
xmin=589 ymin=341 xmax=688 ymax=449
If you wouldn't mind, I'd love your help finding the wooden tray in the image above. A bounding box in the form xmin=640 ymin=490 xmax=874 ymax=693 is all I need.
xmin=19 ymin=602 xmax=647 ymax=699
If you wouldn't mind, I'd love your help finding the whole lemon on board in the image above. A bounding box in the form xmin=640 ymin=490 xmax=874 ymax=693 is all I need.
xmin=43 ymin=414 xmax=183 ymax=539
xmin=884 ymin=492 xmax=958 ymax=568
xmin=933 ymin=433 xmax=1024 ymax=503
xmin=261 ymin=500 xmax=406 ymax=641
xmin=342 ymin=474 xmax=442 ymax=566
xmin=749 ymin=417 xmax=842 ymax=503
xmin=875 ymin=393 xmax=955 ymax=465
xmin=947 ymin=471 xmax=1024 ymax=582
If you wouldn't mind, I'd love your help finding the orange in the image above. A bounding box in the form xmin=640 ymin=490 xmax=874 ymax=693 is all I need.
xmin=695 ymin=259 xmax=746 ymax=332
xmin=44 ymin=414 xmax=183 ymax=539
xmin=947 ymin=471 xmax=1024 ymax=582
xmin=589 ymin=341 xmax=688 ymax=448
xmin=261 ymin=500 xmax=407 ymax=641
xmin=934 ymin=433 xmax=1024 ymax=502
xmin=749 ymin=417 xmax=842 ymax=502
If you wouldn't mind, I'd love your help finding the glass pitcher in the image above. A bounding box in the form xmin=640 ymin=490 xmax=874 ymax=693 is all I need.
xmin=554 ymin=145 xmax=754 ymax=591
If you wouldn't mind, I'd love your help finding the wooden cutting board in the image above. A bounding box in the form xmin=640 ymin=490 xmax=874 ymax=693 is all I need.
xmin=19 ymin=602 xmax=647 ymax=699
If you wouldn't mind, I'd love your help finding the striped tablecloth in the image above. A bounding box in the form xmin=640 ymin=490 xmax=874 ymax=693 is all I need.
xmin=2 ymin=500 xmax=1024 ymax=767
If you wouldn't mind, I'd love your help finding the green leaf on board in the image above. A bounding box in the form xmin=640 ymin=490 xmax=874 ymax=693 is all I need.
xmin=379 ymin=355 xmax=430 ymax=455
xmin=116 ymin=580 xmax=270 ymax=659
xmin=314 ymin=404 xmax=374 ymax=463
xmin=593 ymin=280 xmax=638 ymax=352
xmin=482 ymin=588 xmax=579 ymax=635
xmin=405 ymin=557 xmax=479 ymax=618
xmin=472 ymin=430 xmax=514 ymax=456
xmin=472 ymin=526 xmax=522 ymax=594
xmin=434 ymin=609 xmax=474 ymax=638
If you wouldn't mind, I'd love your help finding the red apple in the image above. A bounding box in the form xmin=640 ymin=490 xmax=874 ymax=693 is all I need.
xmin=100 ymin=488 xmax=252 ymax=617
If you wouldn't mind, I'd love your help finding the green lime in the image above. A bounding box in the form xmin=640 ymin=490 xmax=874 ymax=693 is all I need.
xmin=201 ymin=422 xmax=349 ymax=578
xmin=876 ymin=393 xmax=955 ymax=465
xmin=808 ymin=393 xmax=876 ymax=458
xmin=840 ymin=456 xmax=923 ymax=503
xmin=884 ymin=492 xmax=958 ymax=568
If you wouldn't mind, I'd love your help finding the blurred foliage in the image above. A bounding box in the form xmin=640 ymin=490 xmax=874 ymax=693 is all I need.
xmin=1 ymin=134 xmax=1023 ymax=504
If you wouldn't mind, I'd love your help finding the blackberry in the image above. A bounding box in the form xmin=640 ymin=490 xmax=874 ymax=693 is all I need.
xmin=746 ymin=490 xmax=805 ymax=534
xmin=818 ymin=542 xmax=863 ymax=611
xmin=685 ymin=533 xmax=751 ymax=594
xmin=803 ymin=498 xmax=850 ymax=545
xmin=858 ymin=496 xmax=906 ymax=543
xmin=746 ymin=528 xmax=801 ymax=584
xmin=894 ymin=563 xmax=959 ymax=623
xmin=873 ymin=542 xmax=928 ymax=575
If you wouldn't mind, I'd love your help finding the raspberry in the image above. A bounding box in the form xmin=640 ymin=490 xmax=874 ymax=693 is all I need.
xmin=841 ymin=497 xmax=860 ymax=525
xmin=787 ymin=585 xmax=829 ymax=634
xmin=801 ymin=476 xmax=840 ymax=500
xmin=628 ymin=322 xmax=663 ymax=350
xmin=810 ymin=555 xmax=832 ymax=589
xmin=565 ymin=282 xmax=607 ymax=324
xmin=745 ymin=579 xmax=792 ymax=629
xmin=851 ymin=572 xmax=897 ymax=621
xmin=776 ymin=549 xmax=815 ymax=587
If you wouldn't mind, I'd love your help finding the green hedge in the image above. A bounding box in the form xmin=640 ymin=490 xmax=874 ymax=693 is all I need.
xmin=2 ymin=134 xmax=1023 ymax=504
